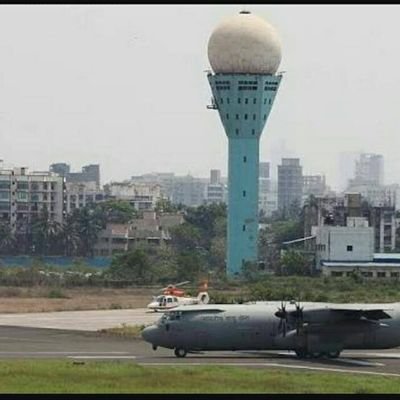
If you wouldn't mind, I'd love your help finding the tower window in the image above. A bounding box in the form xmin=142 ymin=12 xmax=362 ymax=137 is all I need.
xmin=244 ymin=114 xmax=248 ymax=120
xmin=253 ymin=98 xmax=256 ymax=104
xmin=252 ymin=129 xmax=255 ymax=135
xmin=245 ymin=98 xmax=248 ymax=104
xmin=226 ymin=113 xmax=229 ymax=120
xmin=236 ymin=128 xmax=239 ymax=135
xmin=220 ymin=98 xmax=224 ymax=104
xmin=243 ymin=156 xmax=247 ymax=163
xmin=242 ymin=225 xmax=246 ymax=231
xmin=253 ymin=114 xmax=256 ymax=120
xmin=227 ymin=98 xmax=230 ymax=104
xmin=347 ymin=245 xmax=353 ymax=252
xmin=269 ymin=99 xmax=272 ymax=105
xmin=264 ymin=99 xmax=267 ymax=104
xmin=243 ymin=190 xmax=246 ymax=197
xmin=263 ymin=114 xmax=266 ymax=120
xmin=236 ymin=114 xmax=239 ymax=120
xmin=238 ymin=98 xmax=241 ymax=104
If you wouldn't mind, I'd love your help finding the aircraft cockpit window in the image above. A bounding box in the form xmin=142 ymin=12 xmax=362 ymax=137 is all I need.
xmin=167 ymin=297 xmax=173 ymax=303
xmin=173 ymin=297 xmax=178 ymax=302
xmin=168 ymin=311 xmax=182 ymax=321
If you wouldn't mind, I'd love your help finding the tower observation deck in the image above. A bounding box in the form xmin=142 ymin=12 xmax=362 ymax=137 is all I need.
xmin=206 ymin=11 xmax=283 ymax=276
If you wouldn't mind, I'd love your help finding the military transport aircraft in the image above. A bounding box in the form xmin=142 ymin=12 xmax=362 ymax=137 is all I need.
xmin=141 ymin=300 xmax=400 ymax=358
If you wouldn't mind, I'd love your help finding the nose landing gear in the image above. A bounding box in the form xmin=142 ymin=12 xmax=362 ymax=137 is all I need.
xmin=174 ymin=348 xmax=187 ymax=358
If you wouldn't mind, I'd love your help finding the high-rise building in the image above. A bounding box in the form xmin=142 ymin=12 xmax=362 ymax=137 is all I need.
xmin=349 ymin=153 xmax=384 ymax=187
xmin=207 ymin=11 xmax=283 ymax=275
xmin=0 ymin=167 xmax=64 ymax=234
xmin=303 ymin=174 xmax=326 ymax=197
xmin=259 ymin=161 xmax=271 ymax=215
xmin=49 ymin=163 xmax=70 ymax=178
xmin=210 ymin=169 xmax=221 ymax=185
xmin=50 ymin=163 xmax=100 ymax=188
xmin=205 ymin=169 xmax=226 ymax=205
xmin=278 ymin=158 xmax=303 ymax=211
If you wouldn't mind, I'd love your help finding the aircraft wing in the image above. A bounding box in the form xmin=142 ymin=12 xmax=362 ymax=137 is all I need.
xmin=330 ymin=308 xmax=392 ymax=320
xmin=287 ymin=305 xmax=393 ymax=325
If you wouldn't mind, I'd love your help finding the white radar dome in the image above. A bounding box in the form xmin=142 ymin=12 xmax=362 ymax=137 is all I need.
xmin=208 ymin=11 xmax=282 ymax=75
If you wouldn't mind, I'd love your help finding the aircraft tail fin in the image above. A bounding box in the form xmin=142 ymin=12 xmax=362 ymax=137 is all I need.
xmin=197 ymin=292 xmax=210 ymax=304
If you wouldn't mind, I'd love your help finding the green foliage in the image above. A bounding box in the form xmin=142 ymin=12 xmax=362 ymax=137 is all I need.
xmin=0 ymin=222 xmax=16 ymax=255
xmin=169 ymin=223 xmax=202 ymax=252
xmin=271 ymin=220 xmax=303 ymax=248
xmin=241 ymin=261 xmax=263 ymax=283
xmin=280 ymin=250 xmax=312 ymax=276
xmin=47 ymin=289 xmax=68 ymax=299
xmin=98 ymin=200 xmax=137 ymax=224
xmin=107 ymin=249 xmax=153 ymax=284
xmin=155 ymin=198 xmax=181 ymax=213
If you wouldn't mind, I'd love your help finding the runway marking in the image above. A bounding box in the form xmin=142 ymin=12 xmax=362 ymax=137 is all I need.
xmin=329 ymin=358 xmax=384 ymax=367
xmin=139 ymin=362 xmax=400 ymax=377
xmin=0 ymin=352 xmax=131 ymax=355
xmin=347 ymin=352 xmax=400 ymax=359
xmin=68 ymin=356 xmax=137 ymax=359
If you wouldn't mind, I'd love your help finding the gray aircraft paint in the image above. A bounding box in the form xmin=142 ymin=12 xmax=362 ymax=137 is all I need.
xmin=142 ymin=302 xmax=400 ymax=357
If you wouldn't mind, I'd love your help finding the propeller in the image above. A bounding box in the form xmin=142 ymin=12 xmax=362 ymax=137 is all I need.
xmin=275 ymin=301 xmax=288 ymax=337
xmin=293 ymin=300 xmax=304 ymax=335
xmin=160 ymin=281 xmax=190 ymax=292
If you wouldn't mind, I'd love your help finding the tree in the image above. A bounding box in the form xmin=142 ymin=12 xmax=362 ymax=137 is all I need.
xmin=60 ymin=212 xmax=80 ymax=256
xmin=280 ymin=250 xmax=312 ymax=276
xmin=155 ymin=198 xmax=182 ymax=213
xmin=0 ymin=222 xmax=16 ymax=255
xmin=184 ymin=203 xmax=227 ymax=249
xmin=107 ymin=248 xmax=154 ymax=284
xmin=241 ymin=260 xmax=263 ymax=283
xmin=271 ymin=220 xmax=303 ymax=249
xmin=175 ymin=251 xmax=206 ymax=282
xmin=169 ymin=223 xmax=202 ymax=253
xmin=31 ymin=207 xmax=61 ymax=255
xmin=99 ymin=199 xmax=137 ymax=224
xmin=76 ymin=206 xmax=104 ymax=257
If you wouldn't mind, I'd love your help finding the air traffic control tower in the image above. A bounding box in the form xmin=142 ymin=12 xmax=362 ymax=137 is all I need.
xmin=206 ymin=11 xmax=283 ymax=276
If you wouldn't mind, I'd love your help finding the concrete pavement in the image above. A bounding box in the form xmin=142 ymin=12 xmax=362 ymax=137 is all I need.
xmin=0 ymin=308 xmax=160 ymax=331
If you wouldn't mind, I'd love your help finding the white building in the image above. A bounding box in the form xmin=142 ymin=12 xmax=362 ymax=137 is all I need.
xmin=106 ymin=182 xmax=161 ymax=211
xmin=65 ymin=181 xmax=106 ymax=213
xmin=0 ymin=167 xmax=64 ymax=233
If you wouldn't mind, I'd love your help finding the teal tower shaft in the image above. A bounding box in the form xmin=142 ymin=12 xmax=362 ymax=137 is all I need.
xmin=208 ymin=73 xmax=282 ymax=276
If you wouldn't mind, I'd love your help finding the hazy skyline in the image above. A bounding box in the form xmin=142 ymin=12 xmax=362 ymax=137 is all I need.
xmin=1 ymin=5 xmax=399 ymax=190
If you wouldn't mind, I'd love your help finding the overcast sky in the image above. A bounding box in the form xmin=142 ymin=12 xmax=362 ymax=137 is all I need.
xmin=0 ymin=5 xmax=399 ymax=191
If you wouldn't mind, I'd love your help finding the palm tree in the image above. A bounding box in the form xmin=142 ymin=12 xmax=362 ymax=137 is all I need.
xmin=0 ymin=222 xmax=16 ymax=254
xmin=76 ymin=206 xmax=104 ymax=257
xmin=31 ymin=207 xmax=61 ymax=255
xmin=61 ymin=212 xmax=80 ymax=256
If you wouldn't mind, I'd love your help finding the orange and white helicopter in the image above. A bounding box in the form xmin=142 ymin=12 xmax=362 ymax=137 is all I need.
xmin=147 ymin=280 xmax=210 ymax=312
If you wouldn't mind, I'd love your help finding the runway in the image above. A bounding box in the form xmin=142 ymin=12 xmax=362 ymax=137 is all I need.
xmin=1 ymin=325 xmax=400 ymax=377
xmin=0 ymin=308 xmax=160 ymax=331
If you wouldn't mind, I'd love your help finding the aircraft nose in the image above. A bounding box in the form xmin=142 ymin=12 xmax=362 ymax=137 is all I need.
xmin=141 ymin=325 xmax=159 ymax=344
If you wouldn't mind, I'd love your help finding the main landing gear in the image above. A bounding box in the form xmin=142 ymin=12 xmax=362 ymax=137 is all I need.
xmin=174 ymin=348 xmax=188 ymax=358
xmin=295 ymin=349 xmax=341 ymax=359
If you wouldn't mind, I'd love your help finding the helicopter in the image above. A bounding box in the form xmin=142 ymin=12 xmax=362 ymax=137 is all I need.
xmin=147 ymin=280 xmax=209 ymax=312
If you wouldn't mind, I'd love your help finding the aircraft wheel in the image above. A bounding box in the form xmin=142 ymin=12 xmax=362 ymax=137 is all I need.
xmin=295 ymin=349 xmax=307 ymax=359
xmin=327 ymin=350 xmax=341 ymax=358
xmin=152 ymin=345 xmax=157 ymax=351
xmin=174 ymin=348 xmax=187 ymax=358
